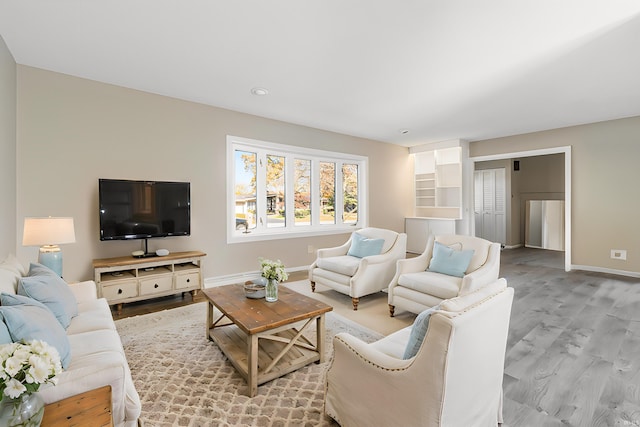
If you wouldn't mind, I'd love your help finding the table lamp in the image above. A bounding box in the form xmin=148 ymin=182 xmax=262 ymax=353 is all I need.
xmin=22 ymin=217 xmax=76 ymax=277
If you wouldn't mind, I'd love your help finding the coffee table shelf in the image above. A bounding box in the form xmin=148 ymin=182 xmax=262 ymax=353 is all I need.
xmin=203 ymin=284 xmax=332 ymax=397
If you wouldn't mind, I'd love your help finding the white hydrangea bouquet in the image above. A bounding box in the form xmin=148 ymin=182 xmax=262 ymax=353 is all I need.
xmin=259 ymin=258 xmax=289 ymax=282
xmin=0 ymin=340 xmax=62 ymax=400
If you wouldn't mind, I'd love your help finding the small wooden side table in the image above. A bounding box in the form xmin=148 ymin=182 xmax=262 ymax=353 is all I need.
xmin=42 ymin=385 xmax=113 ymax=427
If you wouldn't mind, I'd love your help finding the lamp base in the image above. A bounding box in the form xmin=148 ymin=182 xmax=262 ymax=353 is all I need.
xmin=38 ymin=245 xmax=63 ymax=277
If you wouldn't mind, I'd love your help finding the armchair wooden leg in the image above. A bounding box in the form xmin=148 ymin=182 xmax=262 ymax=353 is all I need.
xmin=352 ymin=297 xmax=359 ymax=311
xmin=389 ymin=304 xmax=395 ymax=317
xmin=310 ymin=281 xmax=316 ymax=292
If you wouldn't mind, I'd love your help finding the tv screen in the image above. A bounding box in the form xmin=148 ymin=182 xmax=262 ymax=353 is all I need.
xmin=99 ymin=179 xmax=191 ymax=241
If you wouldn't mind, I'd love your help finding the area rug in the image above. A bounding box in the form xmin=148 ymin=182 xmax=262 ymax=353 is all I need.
xmin=115 ymin=302 xmax=383 ymax=427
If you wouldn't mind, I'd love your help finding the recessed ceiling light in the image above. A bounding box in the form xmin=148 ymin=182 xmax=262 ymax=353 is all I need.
xmin=251 ymin=87 xmax=269 ymax=96
xmin=400 ymin=129 xmax=410 ymax=135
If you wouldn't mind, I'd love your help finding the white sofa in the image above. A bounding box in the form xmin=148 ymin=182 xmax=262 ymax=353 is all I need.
xmin=0 ymin=256 xmax=141 ymax=427
xmin=325 ymin=278 xmax=514 ymax=427
xmin=309 ymin=227 xmax=407 ymax=310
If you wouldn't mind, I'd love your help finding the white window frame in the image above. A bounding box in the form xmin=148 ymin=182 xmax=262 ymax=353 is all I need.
xmin=227 ymin=135 xmax=368 ymax=243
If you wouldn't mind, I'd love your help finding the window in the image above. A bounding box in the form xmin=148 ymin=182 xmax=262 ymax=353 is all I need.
xmin=228 ymin=135 xmax=368 ymax=242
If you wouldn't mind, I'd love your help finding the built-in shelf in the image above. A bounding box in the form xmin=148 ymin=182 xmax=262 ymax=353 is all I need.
xmin=414 ymin=147 xmax=462 ymax=219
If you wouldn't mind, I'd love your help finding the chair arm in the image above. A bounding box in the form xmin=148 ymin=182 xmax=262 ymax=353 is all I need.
xmin=459 ymin=243 xmax=501 ymax=295
xmin=333 ymin=333 xmax=412 ymax=371
xmin=387 ymin=253 xmax=432 ymax=296
xmin=326 ymin=333 xmax=420 ymax=427
xmin=397 ymin=254 xmax=431 ymax=274
xmin=67 ymin=280 xmax=98 ymax=303
xmin=316 ymin=238 xmax=352 ymax=258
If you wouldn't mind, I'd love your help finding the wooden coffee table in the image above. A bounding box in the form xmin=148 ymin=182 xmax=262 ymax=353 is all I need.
xmin=203 ymin=284 xmax=333 ymax=397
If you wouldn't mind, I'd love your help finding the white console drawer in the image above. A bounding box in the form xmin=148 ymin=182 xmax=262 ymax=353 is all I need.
xmin=175 ymin=271 xmax=200 ymax=290
xmin=102 ymin=280 xmax=138 ymax=300
xmin=139 ymin=275 xmax=173 ymax=295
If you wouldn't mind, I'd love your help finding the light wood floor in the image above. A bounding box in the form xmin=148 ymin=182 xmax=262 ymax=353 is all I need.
xmin=112 ymin=247 xmax=640 ymax=426
xmin=500 ymin=247 xmax=640 ymax=426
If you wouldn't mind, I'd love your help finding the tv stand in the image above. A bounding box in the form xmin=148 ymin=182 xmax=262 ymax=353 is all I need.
xmin=93 ymin=250 xmax=206 ymax=313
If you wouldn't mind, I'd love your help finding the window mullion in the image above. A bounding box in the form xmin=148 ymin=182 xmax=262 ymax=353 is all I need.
xmin=256 ymin=151 xmax=267 ymax=230
xmin=335 ymin=160 xmax=344 ymax=226
xmin=311 ymin=159 xmax=320 ymax=227
xmin=284 ymin=154 xmax=295 ymax=230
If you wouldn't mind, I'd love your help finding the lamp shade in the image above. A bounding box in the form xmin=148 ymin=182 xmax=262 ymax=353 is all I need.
xmin=22 ymin=217 xmax=76 ymax=246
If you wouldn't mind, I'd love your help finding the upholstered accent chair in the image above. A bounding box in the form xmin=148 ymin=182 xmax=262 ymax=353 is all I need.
xmin=308 ymin=227 xmax=407 ymax=310
xmin=325 ymin=279 xmax=514 ymax=427
xmin=388 ymin=234 xmax=500 ymax=316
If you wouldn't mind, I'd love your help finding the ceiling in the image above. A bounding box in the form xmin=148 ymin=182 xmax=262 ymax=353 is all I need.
xmin=1 ymin=1 xmax=640 ymax=147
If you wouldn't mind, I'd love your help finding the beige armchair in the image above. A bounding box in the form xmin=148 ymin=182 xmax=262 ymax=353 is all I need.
xmin=325 ymin=279 xmax=514 ymax=427
xmin=388 ymin=234 xmax=500 ymax=316
xmin=309 ymin=227 xmax=406 ymax=310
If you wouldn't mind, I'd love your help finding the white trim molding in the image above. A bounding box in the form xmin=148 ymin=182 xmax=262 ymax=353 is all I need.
xmin=571 ymin=264 xmax=640 ymax=279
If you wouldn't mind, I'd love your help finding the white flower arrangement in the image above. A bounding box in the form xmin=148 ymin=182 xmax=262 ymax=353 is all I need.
xmin=0 ymin=340 xmax=62 ymax=400
xmin=259 ymin=258 xmax=289 ymax=282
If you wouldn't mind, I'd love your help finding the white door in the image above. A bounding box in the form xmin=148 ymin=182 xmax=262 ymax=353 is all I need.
xmin=474 ymin=168 xmax=506 ymax=244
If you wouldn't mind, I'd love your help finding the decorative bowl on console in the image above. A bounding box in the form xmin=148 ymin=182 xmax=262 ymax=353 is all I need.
xmin=244 ymin=280 xmax=266 ymax=299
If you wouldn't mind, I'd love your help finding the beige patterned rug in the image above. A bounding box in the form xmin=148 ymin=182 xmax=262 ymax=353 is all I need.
xmin=115 ymin=301 xmax=383 ymax=427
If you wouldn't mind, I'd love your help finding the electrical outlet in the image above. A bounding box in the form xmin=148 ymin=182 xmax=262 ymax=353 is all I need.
xmin=610 ymin=249 xmax=627 ymax=260
xmin=307 ymin=245 xmax=315 ymax=254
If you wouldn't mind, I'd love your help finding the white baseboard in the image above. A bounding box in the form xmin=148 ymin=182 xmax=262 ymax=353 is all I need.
xmin=502 ymin=244 xmax=523 ymax=250
xmin=571 ymin=264 xmax=640 ymax=279
xmin=204 ymin=265 xmax=308 ymax=288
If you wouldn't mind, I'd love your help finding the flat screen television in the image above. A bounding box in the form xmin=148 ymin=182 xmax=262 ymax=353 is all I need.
xmin=99 ymin=179 xmax=191 ymax=242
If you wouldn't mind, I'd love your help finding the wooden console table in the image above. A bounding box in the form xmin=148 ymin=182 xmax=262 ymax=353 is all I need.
xmin=93 ymin=250 xmax=206 ymax=312
xmin=42 ymin=385 xmax=112 ymax=426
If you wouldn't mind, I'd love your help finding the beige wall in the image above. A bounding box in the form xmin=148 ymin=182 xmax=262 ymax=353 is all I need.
xmin=471 ymin=117 xmax=640 ymax=274
xmin=15 ymin=66 xmax=413 ymax=281
xmin=0 ymin=36 xmax=16 ymax=258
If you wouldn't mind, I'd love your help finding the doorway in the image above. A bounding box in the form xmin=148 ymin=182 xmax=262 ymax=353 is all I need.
xmin=470 ymin=146 xmax=572 ymax=272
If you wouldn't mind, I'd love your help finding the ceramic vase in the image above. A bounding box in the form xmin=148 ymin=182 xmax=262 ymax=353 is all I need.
xmin=0 ymin=392 xmax=45 ymax=427
xmin=265 ymin=278 xmax=278 ymax=302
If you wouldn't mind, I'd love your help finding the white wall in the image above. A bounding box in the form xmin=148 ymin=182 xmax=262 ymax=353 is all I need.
xmin=0 ymin=35 xmax=16 ymax=258
xmin=15 ymin=66 xmax=414 ymax=281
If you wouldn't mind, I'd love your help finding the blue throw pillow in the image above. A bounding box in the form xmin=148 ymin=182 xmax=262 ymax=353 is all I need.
xmin=427 ymin=241 xmax=475 ymax=278
xmin=0 ymin=302 xmax=72 ymax=368
xmin=347 ymin=233 xmax=385 ymax=258
xmin=1 ymin=292 xmax=50 ymax=310
xmin=18 ymin=263 xmax=78 ymax=329
xmin=403 ymin=305 xmax=440 ymax=359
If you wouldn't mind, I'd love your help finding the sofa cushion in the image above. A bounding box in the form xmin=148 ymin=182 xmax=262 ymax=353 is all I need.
xmin=428 ymin=241 xmax=475 ymax=278
xmin=0 ymin=254 xmax=25 ymax=295
xmin=370 ymin=326 xmax=412 ymax=359
xmin=397 ymin=271 xmax=461 ymax=300
xmin=347 ymin=233 xmax=384 ymax=258
xmin=0 ymin=296 xmax=72 ymax=368
xmin=18 ymin=263 xmax=78 ymax=329
xmin=402 ymin=304 xmax=440 ymax=359
xmin=67 ymin=299 xmax=117 ymax=335
xmin=317 ymin=255 xmax=361 ymax=277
